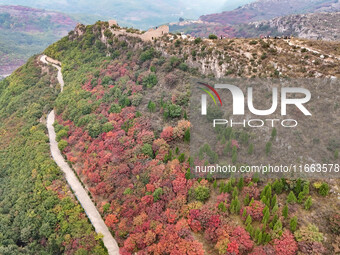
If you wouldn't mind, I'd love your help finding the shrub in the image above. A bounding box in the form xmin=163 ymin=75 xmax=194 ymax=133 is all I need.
xmin=243 ymin=201 xmax=265 ymax=221
xmin=261 ymin=53 xmax=267 ymax=60
xmin=142 ymin=73 xmax=158 ymax=88
xmin=164 ymin=73 xmax=178 ymax=87
xmin=152 ymin=188 xmax=163 ymax=201
xmin=103 ymin=203 xmax=110 ymax=213
xmin=131 ymin=93 xmax=143 ymax=106
xmin=194 ymin=37 xmax=202 ymax=44
xmin=87 ymin=122 xmax=102 ymax=138
xmin=178 ymin=62 xmax=188 ymax=71
xmin=56 ymin=129 xmax=68 ymax=142
xmin=329 ymin=213 xmax=340 ymax=234
xmin=194 ymin=186 xmax=210 ymax=202
xmin=109 ymin=103 xmax=121 ymax=113
xmin=174 ymin=39 xmax=181 ymax=47
xmin=208 ymin=34 xmax=218 ymax=39
xmin=102 ymin=122 xmax=114 ymax=133
xmin=123 ymin=188 xmax=132 ymax=195
xmin=294 ymin=224 xmax=323 ymax=243
xmin=142 ymin=144 xmax=153 ymax=158
xmin=140 ymin=48 xmax=155 ymax=62
xmin=274 ymin=230 xmax=298 ymax=255
xmin=119 ymin=95 xmax=131 ymax=107
xmin=102 ymin=75 xmax=113 ymax=85
xmin=58 ymin=139 xmax=68 ymax=151
xmin=318 ymin=183 xmax=329 ymax=196
xmin=164 ymin=104 xmax=182 ymax=118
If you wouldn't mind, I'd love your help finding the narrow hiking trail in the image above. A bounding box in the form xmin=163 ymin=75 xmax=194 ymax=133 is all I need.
xmin=40 ymin=55 xmax=120 ymax=255
xmin=285 ymin=39 xmax=340 ymax=61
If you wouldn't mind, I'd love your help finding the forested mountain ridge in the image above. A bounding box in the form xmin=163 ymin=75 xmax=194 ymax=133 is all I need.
xmin=0 ymin=56 xmax=107 ymax=254
xmin=37 ymin=21 xmax=340 ymax=254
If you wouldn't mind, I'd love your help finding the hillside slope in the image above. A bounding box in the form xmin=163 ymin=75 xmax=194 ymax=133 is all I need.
xmin=0 ymin=5 xmax=77 ymax=77
xmin=37 ymin=21 xmax=340 ymax=254
xmin=0 ymin=56 xmax=107 ymax=254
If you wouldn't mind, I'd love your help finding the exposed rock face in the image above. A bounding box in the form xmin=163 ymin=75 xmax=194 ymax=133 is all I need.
xmin=251 ymin=12 xmax=340 ymax=41
xmin=200 ymin=0 xmax=340 ymax=25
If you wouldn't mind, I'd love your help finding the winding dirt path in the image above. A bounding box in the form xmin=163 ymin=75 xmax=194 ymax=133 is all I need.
xmin=40 ymin=55 xmax=120 ymax=255
xmin=285 ymin=39 xmax=340 ymax=61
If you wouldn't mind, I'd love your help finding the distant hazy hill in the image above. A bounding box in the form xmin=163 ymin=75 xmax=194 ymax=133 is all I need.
xmin=0 ymin=5 xmax=77 ymax=76
xmin=200 ymin=0 xmax=340 ymax=25
xmin=0 ymin=0 xmax=228 ymax=29
xmin=170 ymin=0 xmax=340 ymax=40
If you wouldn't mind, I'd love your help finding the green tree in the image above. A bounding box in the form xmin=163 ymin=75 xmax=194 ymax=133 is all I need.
xmin=218 ymin=202 xmax=227 ymax=212
xmin=273 ymin=179 xmax=284 ymax=194
xmin=282 ymin=204 xmax=289 ymax=219
xmin=147 ymin=100 xmax=156 ymax=112
xmin=245 ymin=215 xmax=252 ymax=225
xmin=178 ymin=153 xmax=185 ymax=163
xmin=271 ymin=128 xmax=277 ymax=139
xmin=237 ymin=177 xmax=244 ymax=190
xmin=318 ymin=182 xmax=329 ymax=196
xmin=244 ymin=194 xmax=250 ymax=206
xmin=232 ymin=187 xmax=239 ymax=199
xmin=248 ymin=143 xmax=254 ymax=155
xmin=271 ymin=194 xmax=277 ymax=209
xmin=287 ymin=191 xmax=297 ymax=204
xmin=265 ymin=141 xmax=272 ymax=155
xmin=304 ymin=196 xmax=312 ymax=210
xmin=184 ymin=128 xmax=190 ymax=142
xmin=290 ymin=216 xmax=298 ymax=232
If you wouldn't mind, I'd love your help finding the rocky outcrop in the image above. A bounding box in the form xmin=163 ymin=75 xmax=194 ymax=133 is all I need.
xmin=251 ymin=12 xmax=340 ymax=41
